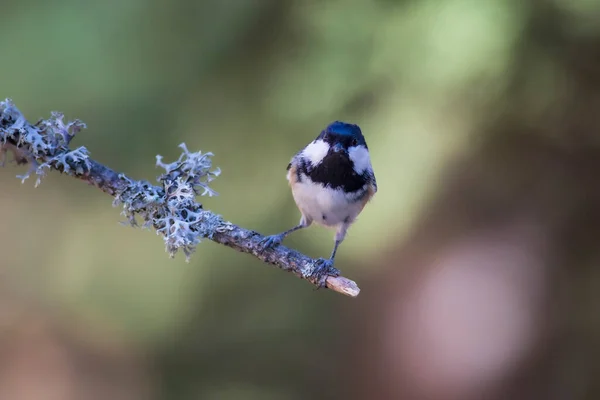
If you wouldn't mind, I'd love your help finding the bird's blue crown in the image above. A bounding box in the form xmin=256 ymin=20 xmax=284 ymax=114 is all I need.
xmin=326 ymin=121 xmax=361 ymax=137
xmin=317 ymin=121 xmax=367 ymax=148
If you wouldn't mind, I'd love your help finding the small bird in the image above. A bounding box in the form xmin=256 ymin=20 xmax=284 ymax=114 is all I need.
xmin=260 ymin=121 xmax=377 ymax=284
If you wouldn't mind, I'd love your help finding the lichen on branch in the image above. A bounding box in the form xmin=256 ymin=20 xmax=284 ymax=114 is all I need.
xmin=114 ymin=143 xmax=221 ymax=260
xmin=0 ymin=99 xmax=360 ymax=297
xmin=0 ymin=100 xmax=90 ymax=186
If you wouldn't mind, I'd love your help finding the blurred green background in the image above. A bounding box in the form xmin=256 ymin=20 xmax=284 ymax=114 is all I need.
xmin=2 ymin=0 xmax=600 ymax=399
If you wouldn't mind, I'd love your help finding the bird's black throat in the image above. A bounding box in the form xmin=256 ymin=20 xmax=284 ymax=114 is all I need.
xmin=300 ymin=152 xmax=368 ymax=193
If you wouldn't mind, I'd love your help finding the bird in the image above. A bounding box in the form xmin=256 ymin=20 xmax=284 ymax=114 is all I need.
xmin=259 ymin=121 xmax=377 ymax=285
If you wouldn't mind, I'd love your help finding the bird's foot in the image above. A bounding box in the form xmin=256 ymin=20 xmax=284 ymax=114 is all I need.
xmin=312 ymin=258 xmax=341 ymax=288
xmin=258 ymin=234 xmax=284 ymax=252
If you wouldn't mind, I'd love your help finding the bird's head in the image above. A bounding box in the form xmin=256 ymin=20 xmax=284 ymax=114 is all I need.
xmin=301 ymin=121 xmax=372 ymax=174
xmin=318 ymin=121 xmax=367 ymax=153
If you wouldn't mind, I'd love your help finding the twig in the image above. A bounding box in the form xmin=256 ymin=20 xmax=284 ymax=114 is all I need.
xmin=0 ymin=99 xmax=360 ymax=297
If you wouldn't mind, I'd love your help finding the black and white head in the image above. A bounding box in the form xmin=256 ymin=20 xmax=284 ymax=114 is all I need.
xmin=298 ymin=121 xmax=374 ymax=192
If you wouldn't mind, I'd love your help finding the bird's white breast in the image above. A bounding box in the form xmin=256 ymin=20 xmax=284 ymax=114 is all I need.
xmin=287 ymin=170 xmax=367 ymax=228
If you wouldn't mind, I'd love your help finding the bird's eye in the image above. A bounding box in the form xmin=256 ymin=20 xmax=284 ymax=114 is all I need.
xmin=323 ymin=132 xmax=330 ymax=140
xmin=351 ymin=138 xmax=358 ymax=146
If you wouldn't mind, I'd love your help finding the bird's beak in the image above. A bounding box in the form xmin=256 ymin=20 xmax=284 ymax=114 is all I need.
xmin=332 ymin=143 xmax=344 ymax=153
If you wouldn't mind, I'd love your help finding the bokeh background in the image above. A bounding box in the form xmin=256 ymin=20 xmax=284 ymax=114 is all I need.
xmin=2 ymin=0 xmax=600 ymax=399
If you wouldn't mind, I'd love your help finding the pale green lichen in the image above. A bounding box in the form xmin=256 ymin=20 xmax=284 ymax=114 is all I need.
xmin=156 ymin=143 xmax=220 ymax=197
xmin=113 ymin=143 xmax=221 ymax=261
xmin=0 ymin=98 xmax=90 ymax=186
xmin=2 ymin=98 xmax=222 ymax=261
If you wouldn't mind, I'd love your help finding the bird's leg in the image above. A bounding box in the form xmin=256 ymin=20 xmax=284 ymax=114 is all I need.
xmin=329 ymin=239 xmax=342 ymax=262
xmin=259 ymin=217 xmax=311 ymax=252
xmin=312 ymin=225 xmax=348 ymax=287
xmin=312 ymin=241 xmax=342 ymax=287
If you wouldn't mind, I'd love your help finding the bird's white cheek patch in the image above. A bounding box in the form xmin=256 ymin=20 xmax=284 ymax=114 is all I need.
xmin=302 ymin=140 xmax=330 ymax=166
xmin=348 ymin=145 xmax=371 ymax=173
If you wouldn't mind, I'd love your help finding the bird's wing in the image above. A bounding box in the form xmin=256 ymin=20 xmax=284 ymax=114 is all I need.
xmin=287 ymin=150 xmax=304 ymax=171
xmin=357 ymin=180 xmax=378 ymax=212
xmin=286 ymin=152 xmax=304 ymax=186
xmin=372 ymin=173 xmax=378 ymax=192
xmin=366 ymin=169 xmax=377 ymax=193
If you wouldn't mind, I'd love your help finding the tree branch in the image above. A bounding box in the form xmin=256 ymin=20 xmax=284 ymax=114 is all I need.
xmin=0 ymin=99 xmax=360 ymax=297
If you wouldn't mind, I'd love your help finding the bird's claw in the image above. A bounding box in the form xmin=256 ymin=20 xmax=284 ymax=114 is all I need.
xmin=312 ymin=258 xmax=340 ymax=288
xmin=258 ymin=234 xmax=283 ymax=252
